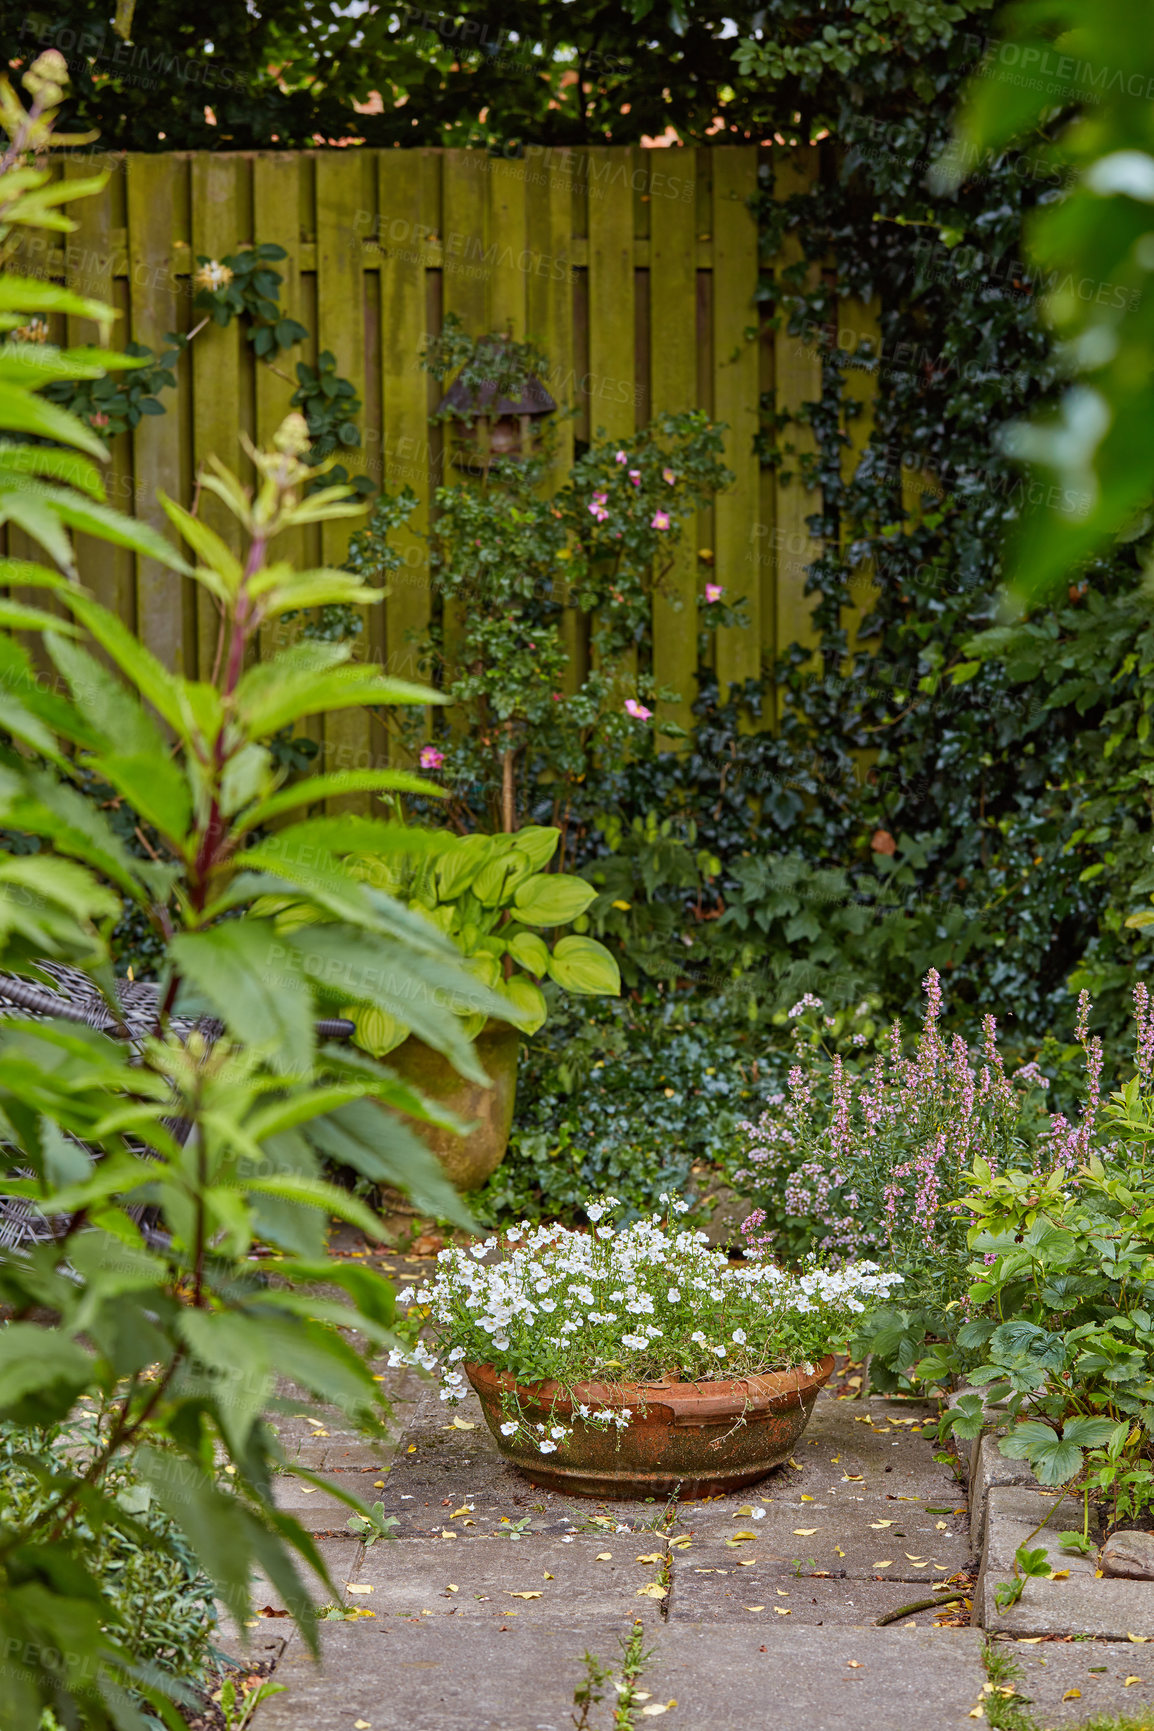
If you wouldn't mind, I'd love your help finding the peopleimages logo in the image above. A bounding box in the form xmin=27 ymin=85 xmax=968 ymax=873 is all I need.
xmin=19 ymin=17 xmax=245 ymax=91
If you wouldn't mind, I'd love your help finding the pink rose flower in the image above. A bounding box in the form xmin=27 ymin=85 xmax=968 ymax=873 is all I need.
xmin=624 ymin=698 xmax=653 ymax=721
xmin=651 ymin=511 xmax=670 ymax=531
xmin=615 ymin=450 xmax=628 ymax=464
xmin=705 ymin=583 xmax=724 ymax=603
xmin=662 ymin=467 xmax=675 ymax=484
xmin=419 ymin=745 xmax=445 ymax=769
xmin=628 ymin=469 xmax=641 ymax=486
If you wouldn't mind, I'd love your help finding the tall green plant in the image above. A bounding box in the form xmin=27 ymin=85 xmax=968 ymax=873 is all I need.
xmin=0 ymin=60 xmax=523 ymax=1728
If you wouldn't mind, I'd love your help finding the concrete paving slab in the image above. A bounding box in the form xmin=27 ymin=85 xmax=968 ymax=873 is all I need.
xmin=336 ymin=1533 xmax=667 ymax=1625
xmin=977 ymin=1486 xmax=1154 ymax=1636
xmin=639 ymin=1623 xmax=986 ymax=1731
xmin=668 ymin=1493 xmax=972 ymax=1581
xmin=246 ymin=1618 xmax=645 ymax=1731
xmin=968 ymin=1432 xmax=1036 ymax=1552
xmin=668 ymin=1562 xmax=971 ymax=1626
xmin=993 ymin=1636 xmax=1154 ymax=1725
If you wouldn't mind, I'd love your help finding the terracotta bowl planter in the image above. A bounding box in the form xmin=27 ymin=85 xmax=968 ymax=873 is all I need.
xmin=379 ymin=1022 xmax=520 ymax=1192
xmin=466 ymin=1355 xmax=834 ymax=1500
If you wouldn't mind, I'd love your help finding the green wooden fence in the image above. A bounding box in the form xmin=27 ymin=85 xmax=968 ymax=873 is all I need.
xmin=17 ymin=145 xmax=880 ymax=772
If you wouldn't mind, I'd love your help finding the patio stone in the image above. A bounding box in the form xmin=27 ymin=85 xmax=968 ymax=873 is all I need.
xmin=637 ymin=1623 xmax=986 ymax=1730
xmin=992 ymin=1637 xmax=1154 ymax=1724
xmin=336 ymin=1532 xmax=667 ymax=1625
xmin=976 ymin=1485 xmax=1154 ymax=1635
xmin=669 ymin=1493 xmax=972 ymax=1581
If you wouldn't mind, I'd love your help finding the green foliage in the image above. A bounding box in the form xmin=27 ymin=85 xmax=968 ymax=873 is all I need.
xmin=1 ymin=1416 xmax=218 ymax=1699
xmin=339 ymin=826 xmax=620 ymax=1052
xmin=290 ymin=349 xmax=373 ymax=496
xmin=192 ymin=243 xmax=308 ymax=359
xmin=0 ymin=102 xmax=522 ymax=1725
xmin=371 ymin=325 xmax=734 ymax=833
xmin=42 ymin=338 xmax=179 ymax=435
xmin=477 ymin=991 xmax=786 ymax=1226
xmin=944 ymin=0 xmax=1154 ymax=599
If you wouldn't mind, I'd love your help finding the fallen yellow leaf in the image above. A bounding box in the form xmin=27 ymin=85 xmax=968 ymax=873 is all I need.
xmin=905 ymin=1555 xmax=926 ymax=1565
xmin=842 ymin=1474 xmax=864 ymax=1482
xmin=596 ymin=1552 xmax=613 ymax=1561
xmin=870 ymin=1521 xmax=894 ymax=1529
xmin=773 ymin=1607 xmax=790 ymax=1615
xmin=406 ymin=1445 xmax=417 ymax=1453
xmin=636 ymin=1552 xmax=666 ymax=1564
xmin=873 ymin=1561 xmax=893 ymax=1570
xmin=737 ymin=1559 xmax=755 ymax=1568
xmin=450 ymin=1505 xmax=473 ymax=1518
xmin=299 ymin=1487 xmax=318 ymax=1495
xmin=1130 ymin=1633 xmax=1150 ymax=1643
xmin=355 ymin=1721 xmax=372 ymax=1729
xmin=789 ymin=1458 xmax=802 ymax=1469
xmin=728 ymin=1532 xmax=757 ymax=1544
xmin=1062 ymin=1690 xmax=1081 ymax=1702
xmin=637 ymin=1583 xmax=668 ymax=1599
xmin=1126 ymin=1676 xmax=1143 ymax=1687
xmin=544 ymin=1572 xmax=554 ymax=1580
xmin=1051 ymin=1570 xmax=1070 ymax=1580
xmin=735 ymin=1505 xmax=754 ymax=1517
xmin=510 ymin=1591 xmax=542 ymax=1599
xmin=936 ymin=1521 xmax=948 ymax=1531
xmin=451 ymin=1418 xmax=475 ymax=1430
xmin=834 ymin=1547 xmax=846 ymax=1557
xmin=373 ymin=1480 xmax=386 ymax=1489
xmin=800 ymin=1494 xmax=815 ymax=1502
xmin=793 ymin=1529 xmax=818 ymax=1537
xmin=968 ymin=1708 xmax=985 ymax=1721
xmin=670 ymin=1536 xmax=692 ymax=1549
xmin=446 ymin=1585 xmax=458 ymax=1594
xmin=639 ymin=1702 xmax=676 ymax=1717
xmin=347 ymin=1584 xmax=373 ymax=1595
xmin=830 ymin=1456 xmax=841 ymax=1463
xmin=440 ymin=1531 xmax=458 ymax=1540
xmin=847 ymin=1660 xmax=863 ymax=1669
xmin=776 ymin=1589 xmax=790 ymax=1597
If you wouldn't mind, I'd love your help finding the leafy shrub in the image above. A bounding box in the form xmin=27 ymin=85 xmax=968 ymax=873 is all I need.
xmin=477 ymin=992 xmax=791 ymax=1226
xmin=1 ymin=1418 xmax=218 ymax=1697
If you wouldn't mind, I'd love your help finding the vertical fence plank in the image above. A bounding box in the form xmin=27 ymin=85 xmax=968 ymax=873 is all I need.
xmin=649 ymin=151 xmax=698 ymax=747
xmin=65 ymin=159 xmax=135 ymax=630
xmin=126 ymin=154 xmax=188 ymax=677
xmin=253 ymin=153 xmax=306 ymax=667
xmin=440 ymin=152 xmax=490 ymax=695
xmin=772 ymin=146 xmax=823 ymax=694
xmin=379 ymin=148 xmax=432 ymax=715
xmin=488 ymin=157 xmax=528 ymax=338
xmin=711 ymin=146 xmax=761 ymax=701
xmin=191 ymin=155 xmax=244 ymax=681
xmin=315 ymin=153 xmax=373 ymax=793
xmin=528 ymin=151 xmax=581 ymax=693
xmin=587 ymin=148 xmax=636 ymax=444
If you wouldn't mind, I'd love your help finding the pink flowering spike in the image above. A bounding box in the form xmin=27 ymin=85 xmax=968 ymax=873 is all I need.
xmin=705 ymin=583 xmax=723 ymax=603
xmin=651 ymin=511 xmax=670 ymax=531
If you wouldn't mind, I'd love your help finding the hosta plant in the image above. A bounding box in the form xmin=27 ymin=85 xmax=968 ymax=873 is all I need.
xmin=391 ymin=1197 xmax=901 ymax=1451
xmin=345 ymin=825 xmax=621 ymax=1053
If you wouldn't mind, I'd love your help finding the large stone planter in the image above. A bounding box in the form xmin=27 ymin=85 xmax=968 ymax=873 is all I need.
xmin=466 ymin=1355 xmax=834 ymax=1499
xmin=383 ymin=1022 xmax=520 ymax=1192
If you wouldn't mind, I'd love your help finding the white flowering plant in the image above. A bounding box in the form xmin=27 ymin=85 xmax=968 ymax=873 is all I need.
xmin=389 ymin=1196 xmax=902 ymax=1454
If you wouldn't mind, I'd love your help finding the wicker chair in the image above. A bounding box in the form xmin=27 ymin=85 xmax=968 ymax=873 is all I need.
xmin=0 ymin=963 xmax=353 ymax=1250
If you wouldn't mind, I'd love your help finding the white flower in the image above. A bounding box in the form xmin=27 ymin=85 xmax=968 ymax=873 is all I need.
xmin=538 ymin=1440 xmax=558 ymax=1454
xmin=500 ymin=1421 xmax=518 ymax=1436
xmin=667 ymin=1288 xmax=681 ymax=1303
xmin=448 ymin=1346 xmax=466 ymax=1362
xmin=550 ymin=1425 xmax=567 ymax=1439
xmin=621 ymin=1332 xmax=649 ymax=1351
xmin=732 ymin=1328 xmax=747 ymax=1345
xmin=711 ymin=1344 xmax=727 ymax=1358
xmin=752 ymin=1507 xmax=766 ymax=1520
xmin=586 ymin=1204 xmax=605 ymax=1223
xmin=540 ymin=1299 xmax=556 ymax=1312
